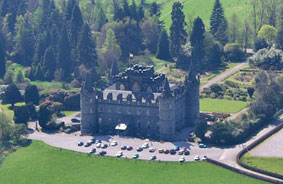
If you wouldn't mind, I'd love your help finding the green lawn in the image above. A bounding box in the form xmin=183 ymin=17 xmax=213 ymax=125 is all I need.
xmin=62 ymin=111 xmax=77 ymax=117
xmin=0 ymin=102 xmax=25 ymax=118
xmin=242 ymin=156 xmax=283 ymax=175
xmin=0 ymin=141 xmax=266 ymax=184
xmin=152 ymin=57 xmax=171 ymax=71
xmin=200 ymin=98 xmax=248 ymax=113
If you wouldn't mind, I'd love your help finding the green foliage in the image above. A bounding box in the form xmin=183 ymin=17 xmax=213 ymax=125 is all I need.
xmin=4 ymin=84 xmax=22 ymax=107
xmin=42 ymin=47 xmax=56 ymax=81
xmin=24 ymin=85 xmax=39 ymax=106
xmin=223 ymin=43 xmax=244 ymax=62
xmin=276 ymin=8 xmax=283 ymax=50
xmin=194 ymin=119 xmax=207 ymax=139
xmin=169 ymin=2 xmax=187 ymax=57
xmin=257 ymin=25 xmax=278 ymax=43
xmin=94 ymin=1 xmax=107 ymax=31
xmin=247 ymin=87 xmax=255 ymax=99
xmin=13 ymin=105 xmax=29 ymax=125
xmin=0 ymin=141 xmax=266 ymax=184
xmin=156 ymin=29 xmax=171 ymax=60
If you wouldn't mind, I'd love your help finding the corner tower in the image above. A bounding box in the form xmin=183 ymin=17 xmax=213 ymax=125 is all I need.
xmin=81 ymin=73 xmax=97 ymax=135
xmin=184 ymin=63 xmax=200 ymax=127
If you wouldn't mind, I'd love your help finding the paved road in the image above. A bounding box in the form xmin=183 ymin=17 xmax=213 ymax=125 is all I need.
xmin=200 ymin=62 xmax=248 ymax=92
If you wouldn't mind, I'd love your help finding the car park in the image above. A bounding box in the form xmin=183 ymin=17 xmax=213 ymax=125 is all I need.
xmin=150 ymin=155 xmax=157 ymax=160
xmin=133 ymin=154 xmax=139 ymax=159
xmin=184 ymin=151 xmax=190 ymax=155
xmin=89 ymin=148 xmax=96 ymax=154
xmin=179 ymin=157 xmax=185 ymax=163
xmin=136 ymin=147 xmax=143 ymax=152
xmin=96 ymin=143 xmax=101 ymax=148
xmin=84 ymin=142 xmax=91 ymax=147
xmin=199 ymin=143 xmax=207 ymax=148
xmin=194 ymin=155 xmax=200 ymax=161
xmin=164 ymin=149 xmax=169 ymax=154
xmin=77 ymin=142 xmax=84 ymax=146
xmin=158 ymin=149 xmax=164 ymax=153
xmin=170 ymin=149 xmax=176 ymax=155
xmin=71 ymin=118 xmax=80 ymax=123
xmin=110 ymin=141 xmax=118 ymax=146
xmin=149 ymin=147 xmax=156 ymax=153
xmin=126 ymin=146 xmax=133 ymax=151
xmin=116 ymin=151 xmax=123 ymax=158
xmin=121 ymin=145 xmax=127 ymax=150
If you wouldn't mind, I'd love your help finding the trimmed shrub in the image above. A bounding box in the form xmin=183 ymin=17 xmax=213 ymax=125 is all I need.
xmin=224 ymin=43 xmax=244 ymax=62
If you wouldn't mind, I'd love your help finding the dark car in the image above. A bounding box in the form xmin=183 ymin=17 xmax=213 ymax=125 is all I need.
xmin=174 ymin=146 xmax=180 ymax=151
xmin=121 ymin=145 xmax=127 ymax=150
xmin=89 ymin=148 xmax=96 ymax=154
xmin=164 ymin=149 xmax=169 ymax=154
xmin=99 ymin=151 xmax=107 ymax=156
xmin=127 ymin=146 xmax=133 ymax=151
xmin=78 ymin=142 xmax=84 ymax=146
xmin=71 ymin=118 xmax=80 ymax=123
xmin=136 ymin=147 xmax=143 ymax=152
xmin=84 ymin=142 xmax=91 ymax=147
xmin=184 ymin=150 xmax=190 ymax=155
xmin=170 ymin=149 xmax=176 ymax=155
xmin=199 ymin=143 xmax=207 ymax=148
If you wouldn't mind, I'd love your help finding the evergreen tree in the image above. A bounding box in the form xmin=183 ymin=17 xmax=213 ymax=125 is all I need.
xmin=24 ymin=85 xmax=39 ymax=105
xmin=14 ymin=105 xmax=30 ymax=125
xmin=277 ymin=8 xmax=283 ymax=50
xmin=215 ymin=18 xmax=228 ymax=45
xmin=156 ymin=29 xmax=171 ymax=60
xmin=69 ymin=4 xmax=83 ymax=47
xmin=4 ymin=83 xmax=22 ymax=108
xmin=57 ymin=25 xmax=72 ymax=81
xmin=42 ymin=47 xmax=56 ymax=81
xmin=0 ymin=33 xmax=6 ymax=78
xmin=113 ymin=0 xmax=123 ymax=21
xmin=33 ymin=32 xmax=51 ymax=68
xmin=130 ymin=0 xmax=137 ymax=21
xmin=150 ymin=2 xmax=159 ymax=16
xmin=95 ymin=2 xmax=107 ymax=31
xmin=103 ymin=29 xmax=122 ymax=59
xmin=190 ymin=17 xmax=205 ymax=72
xmin=65 ymin=0 xmax=76 ymax=21
xmin=122 ymin=0 xmax=130 ymax=18
xmin=137 ymin=6 xmax=144 ymax=22
xmin=169 ymin=2 xmax=187 ymax=58
xmin=77 ymin=24 xmax=98 ymax=69
xmin=210 ymin=0 xmax=225 ymax=38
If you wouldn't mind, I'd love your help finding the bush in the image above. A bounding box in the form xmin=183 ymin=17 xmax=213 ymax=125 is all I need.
xmin=254 ymin=37 xmax=270 ymax=51
xmin=224 ymin=43 xmax=244 ymax=62
xmin=210 ymin=84 xmax=223 ymax=94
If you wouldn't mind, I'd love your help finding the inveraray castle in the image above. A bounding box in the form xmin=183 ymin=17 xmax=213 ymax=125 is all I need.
xmin=80 ymin=64 xmax=200 ymax=141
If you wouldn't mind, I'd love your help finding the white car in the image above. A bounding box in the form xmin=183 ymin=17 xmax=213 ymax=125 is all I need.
xmin=194 ymin=155 xmax=200 ymax=161
xmin=202 ymin=155 xmax=207 ymax=161
xmin=142 ymin=142 xmax=149 ymax=149
xmin=116 ymin=151 xmax=123 ymax=158
xmin=149 ymin=147 xmax=156 ymax=153
xmin=111 ymin=141 xmax=118 ymax=146
xmin=179 ymin=156 xmax=185 ymax=163
xmin=96 ymin=143 xmax=101 ymax=148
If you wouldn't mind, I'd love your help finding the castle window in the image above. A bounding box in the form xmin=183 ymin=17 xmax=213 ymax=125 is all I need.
xmin=127 ymin=108 xmax=131 ymax=114
xmin=98 ymin=117 xmax=102 ymax=124
xmin=90 ymin=109 xmax=93 ymax=113
xmin=118 ymin=108 xmax=122 ymax=114
xmin=120 ymin=84 xmax=126 ymax=90
xmin=98 ymin=106 xmax=102 ymax=112
xmin=132 ymin=82 xmax=140 ymax=92
xmin=147 ymin=121 xmax=150 ymax=129
xmin=108 ymin=107 xmax=112 ymax=113
xmin=90 ymin=98 xmax=93 ymax=103
xmin=146 ymin=110 xmax=150 ymax=116
xmin=137 ymin=109 xmax=141 ymax=115
xmin=108 ymin=118 xmax=112 ymax=123
xmin=146 ymin=86 xmax=152 ymax=93
xmin=137 ymin=121 xmax=141 ymax=128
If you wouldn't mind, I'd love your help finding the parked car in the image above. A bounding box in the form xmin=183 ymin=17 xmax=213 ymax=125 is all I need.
xmin=95 ymin=140 xmax=101 ymax=144
xmin=110 ymin=141 xmax=118 ymax=146
xmin=133 ymin=154 xmax=139 ymax=159
xmin=136 ymin=147 xmax=143 ymax=152
xmin=71 ymin=118 xmax=80 ymax=123
xmin=89 ymin=148 xmax=96 ymax=154
xmin=84 ymin=142 xmax=91 ymax=147
xmin=174 ymin=146 xmax=180 ymax=151
xmin=78 ymin=142 xmax=84 ymax=146
xmin=158 ymin=149 xmax=164 ymax=153
xmin=101 ymin=144 xmax=108 ymax=149
xmin=150 ymin=155 xmax=157 ymax=160
xmin=90 ymin=138 xmax=96 ymax=144
xmin=116 ymin=151 xmax=123 ymax=158
xmin=184 ymin=151 xmax=190 ymax=155
xmin=179 ymin=156 xmax=185 ymax=163
xmin=170 ymin=149 xmax=176 ymax=155
xmin=180 ymin=147 xmax=187 ymax=152
xmin=126 ymin=146 xmax=133 ymax=151
xmin=99 ymin=151 xmax=107 ymax=156
xmin=178 ymin=151 xmax=184 ymax=155
xmin=194 ymin=155 xmax=200 ymax=161
xmin=121 ymin=145 xmax=127 ymax=150
xmin=164 ymin=149 xmax=169 ymax=154
xmin=199 ymin=143 xmax=207 ymax=148
xmin=149 ymin=147 xmax=156 ymax=153
xmin=142 ymin=143 xmax=149 ymax=149
xmin=96 ymin=143 xmax=101 ymax=148
xmin=202 ymin=155 xmax=207 ymax=161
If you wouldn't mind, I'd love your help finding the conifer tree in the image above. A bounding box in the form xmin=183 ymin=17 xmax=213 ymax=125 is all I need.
xmin=169 ymin=2 xmax=187 ymax=58
xmin=122 ymin=0 xmax=130 ymax=18
xmin=95 ymin=2 xmax=107 ymax=31
xmin=57 ymin=26 xmax=72 ymax=81
xmin=113 ymin=0 xmax=123 ymax=21
xmin=0 ymin=33 xmax=6 ymax=78
xmin=215 ymin=18 xmax=228 ymax=45
xmin=42 ymin=47 xmax=56 ymax=81
xmin=69 ymin=4 xmax=83 ymax=47
xmin=277 ymin=8 xmax=283 ymax=50
xmin=77 ymin=24 xmax=98 ymax=69
xmin=190 ymin=17 xmax=205 ymax=72
xmin=210 ymin=0 xmax=225 ymax=38
xmin=137 ymin=6 xmax=144 ymax=22
xmin=130 ymin=0 xmax=138 ymax=21
xmin=65 ymin=0 xmax=76 ymax=21
xmin=150 ymin=2 xmax=159 ymax=16
xmin=156 ymin=29 xmax=171 ymax=60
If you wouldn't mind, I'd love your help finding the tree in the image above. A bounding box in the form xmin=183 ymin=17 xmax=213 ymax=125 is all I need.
xmin=0 ymin=33 xmax=6 ymax=78
xmin=15 ymin=70 xmax=25 ymax=84
xmin=150 ymin=2 xmax=159 ymax=16
xmin=140 ymin=18 xmax=159 ymax=53
xmin=156 ymin=29 xmax=171 ymax=60
xmin=113 ymin=0 xmax=123 ymax=21
xmin=69 ymin=4 xmax=83 ymax=47
xmin=210 ymin=0 xmax=225 ymax=37
xmin=57 ymin=26 xmax=72 ymax=81
xmin=223 ymin=43 xmax=244 ymax=62
xmin=169 ymin=2 xmax=187 ymax=58
xmin=215 ymin=18 xmax=228 ymax=45
xmin=95 ymin=2 xmax=107 ymax=31
xmin=14 ymin=105 xmax=30 ymax=125
xmin=194 ymin=119 xmax=207 ymax=139
xmin=42 ymin=47 xmax=57 ymax=81
xmin=276 ymin=8 xmax=283 ymax=50
xmin=0 ymin=111 xmax=13 ymax=143
xmin=25 ymin=85 xmax=39 ymax=105
xmin=129 ymin=0 xmax=137 ymax=21
xmin=229 ymin=13 xmax=240 ymax=43
xmin=4 ymin=83 xmax=22 ymax=108
xmin=190 ymin=17 xmax=205 ymax=72
xmin=203 ymin=33 xmax=223 ymax=69
xmin=257 ymin=25 xmax=278 ymax=43
xmin=247 ymin=87 xmax=255 ymax=99
xmin=122 ymin=0 xmax=130 ymax=18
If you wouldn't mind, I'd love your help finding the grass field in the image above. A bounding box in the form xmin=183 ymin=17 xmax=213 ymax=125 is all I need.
xmin=242 ymin=156 xmax=283 ymax=175
xmin=200 ymin=98 xmax=248 ymax=113
xmin=0 ymin=101 xmax=25 ymax=118
xmin=0 ymin=141 xmax=266 ymax=184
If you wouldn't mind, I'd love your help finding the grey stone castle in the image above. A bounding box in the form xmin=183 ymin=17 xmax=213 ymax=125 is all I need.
xmin=80 ymin=64 xmax=200 ymax=141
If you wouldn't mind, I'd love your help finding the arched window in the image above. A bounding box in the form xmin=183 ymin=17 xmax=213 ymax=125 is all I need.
xmin=98 ymin=117 xmax=102 ymax=124
xmin=120 ymin=83 xmax=126 ymax=90
xmin=147 ymin=121 xmax=150 ymax=129
xmin=146 ymin=86 xmax=153 ymax=93
xmin=137 ymin=121 xmax=141 ymax=128
xmin=132 ymin=82 xmax=140 ymax=92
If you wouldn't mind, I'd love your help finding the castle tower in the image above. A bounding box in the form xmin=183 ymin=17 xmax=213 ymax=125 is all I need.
xmin=81 ymin=73 xmax=97 ymax=135
xmin=184 ymin=62 xmax=200 ymax=127
xmin=158 ymin=78 xmax=176 ymax=141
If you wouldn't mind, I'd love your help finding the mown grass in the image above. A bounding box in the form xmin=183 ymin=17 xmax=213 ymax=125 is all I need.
xmin=242 ymin=156 xmax=283 ymax=175
xmin=0 ymin=101 xmax=25 ymax=119
xmin=0 ymin=141 xmax=266 ymax=184
xmin=200 ymin=98 xmax=248 ymax=113
xmin=62 ymin=111 xmax=77 ymax=117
